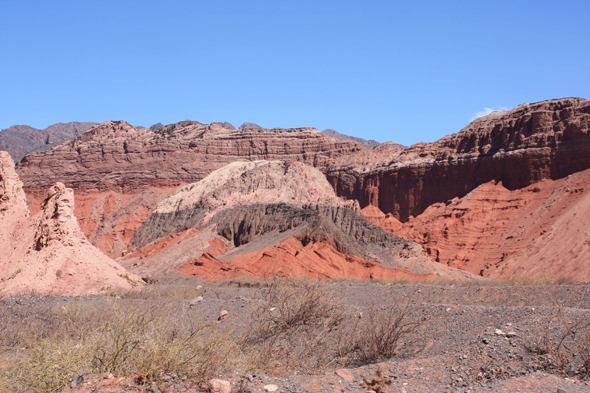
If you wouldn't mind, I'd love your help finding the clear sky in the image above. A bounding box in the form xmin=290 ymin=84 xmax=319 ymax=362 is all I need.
xmin=1 ymin=1 xmax=588 ymax=146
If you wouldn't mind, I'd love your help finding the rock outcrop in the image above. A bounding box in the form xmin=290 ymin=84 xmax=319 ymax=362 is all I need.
xmin=0 ymin=152 xmax=142 ymax=296
xmin=0 ymin=151 xmax=28 ymax=216
xmin=329 ymin=98 xmax=590 ymax=221
xmin=129 ymin=160 xmax=474 ymax=281
xmin=0 ymin=151 xmax=31 ymax=267
xmin=0 ymin=121 xmax=96 ymax=162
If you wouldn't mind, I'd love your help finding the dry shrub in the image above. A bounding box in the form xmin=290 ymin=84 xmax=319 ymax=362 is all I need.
xmin=344 ymin=301 xmax=423 ymax=366
xmin=244 ymin=279 xmax=346 ymax=373
xmin=526 ymin=291 xmax=590 ymax=379
xmin=244 ymin=279 xmax=422 ymax=374
xmin=0 ymin=299 xmax=241 ymax=393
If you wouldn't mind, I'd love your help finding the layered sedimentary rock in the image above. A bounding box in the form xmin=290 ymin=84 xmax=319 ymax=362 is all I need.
xmin=329 ymin=98 xmax=590 ymax=221
xmin=133 ymin=160 xmax=358 ymax=246
xmin=0 ymin=152 xmax=142 ymax=296
xmin=17 ymin=120 xmax=362 ymax=194
xmin=362 ymin=168 xmax=590 ymax=281
xmin=0 ymin=121 xmax=96 ymax=162
xmin=129 ymin=160 xmax=474 ymax=281
xmin=15 ymin=121 xmax=362 ymax=257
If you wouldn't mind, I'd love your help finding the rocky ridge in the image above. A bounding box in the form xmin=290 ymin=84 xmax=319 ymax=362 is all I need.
xmin=322 ymin=128 xmax=384 ymax=150
xmin=0 ymin=121 xmax=96 ymax=162
xmin=17 ymin=120 xmax=362 ymax=194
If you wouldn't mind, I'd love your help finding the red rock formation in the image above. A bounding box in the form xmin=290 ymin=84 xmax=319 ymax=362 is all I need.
xmin=0 ymin=152 xmax=142 ymax=296
xmin=363 ymin=168 xmax=590 ymax=282
xmin=17 ymin=120 xmax=362 ymax=194
xmin=0 ymin=151 xmax=31 ymax=267
xmin=129 ymin=160 xmax=476 ymax=281
xmin=15 ymin=121 xmax=362 ymax=256
xmin=175 ymin=236 xmax=437 ymax=281
xmin=329 ymin=98 xmax=590 ymax=221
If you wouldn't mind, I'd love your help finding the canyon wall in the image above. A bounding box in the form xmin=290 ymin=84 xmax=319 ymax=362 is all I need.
xmin=328 ymin=98 xmax=590 ymax=221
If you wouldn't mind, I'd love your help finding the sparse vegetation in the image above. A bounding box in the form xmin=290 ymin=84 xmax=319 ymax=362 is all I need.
xmin=0 ymin=299 xmax=241 ymax=393
xmin=243 ymin=278 xmax=423 ymax=373
xmin=526 ymin=290 xmax=590 ymax=378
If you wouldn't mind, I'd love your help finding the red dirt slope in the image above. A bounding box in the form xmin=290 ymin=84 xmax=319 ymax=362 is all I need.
xmin=176 ymin=236 xmax=436 ymax=281
xmin=362 ymin=168 xmax=590 ymax=282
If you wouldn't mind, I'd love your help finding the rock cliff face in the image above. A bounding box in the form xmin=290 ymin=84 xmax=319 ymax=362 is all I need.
xmin=0 ymin=151 xmax=31 ymax=266
xmin=0 ymin=153 xmax=142 ymax=296
xmin=363 ymin=167 xmax=590 ymax=282
xmin=0 ymin=151 xmax=28 ymax=216
xmin=0 ymin=122 xmax=96 ymax=162
xmin=17 ymin=120 xmax=362 ymax=194
xmin=329 ymin=98 xmax=590 ymax=221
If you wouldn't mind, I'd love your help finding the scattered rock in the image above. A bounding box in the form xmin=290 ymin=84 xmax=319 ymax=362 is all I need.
xmin=209 ymin=379 xmax=231 ymax=393
xmin=264 ymin=384 xmax=279 ymax=392
xmin=506 ymin=331 xmax=517 ymax=338
xmin=189 ymin=296 xmax=203 ymax=306
xmin=495 ymin=329 xmax=506 ymax=336
xmin=336 ymin=368 xmax=354 ymax=382
xmin=218 ymin=310 xmax=229 ymax=321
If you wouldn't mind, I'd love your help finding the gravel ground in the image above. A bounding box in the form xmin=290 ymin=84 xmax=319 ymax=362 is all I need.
xmin=2 ymin=281 xmax=590 ymax=393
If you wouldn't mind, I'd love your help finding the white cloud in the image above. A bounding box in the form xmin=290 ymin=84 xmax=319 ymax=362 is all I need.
xmin=469 ymin=106 xmax=510 ymax=122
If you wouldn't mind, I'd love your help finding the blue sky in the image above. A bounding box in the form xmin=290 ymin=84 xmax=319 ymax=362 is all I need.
xmin=1 ymin=1 xmax=588 ymax=146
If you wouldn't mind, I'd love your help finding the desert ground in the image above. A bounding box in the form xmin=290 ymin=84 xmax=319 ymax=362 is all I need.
xmin=2 ymin=278 xmax=590 ymax=393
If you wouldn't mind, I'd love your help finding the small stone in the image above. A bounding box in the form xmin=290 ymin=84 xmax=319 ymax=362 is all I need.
xmin=218 ymin=310 xmax=229 ymax=321
xmin=336 ymin=368 xmax=354 ymax=382
xmin=446 ymin=307 xmax=452 ymax=312
xmin=495 ymin=329 xmax=506 ymax=336
xmin=189 ymin=296 xmax=203 ymax=306
xmin=506 ymin=331 xmax=516 ymax=338
xmin=557 ymin=389 xmax=567 ymax=393
xmin=264 ymin=384 xmax=279 ymax=392
xmin=209 ymin=379 xmax=231 ymax=393
xmin=482 ymin=338 xmax=490 ymax=344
